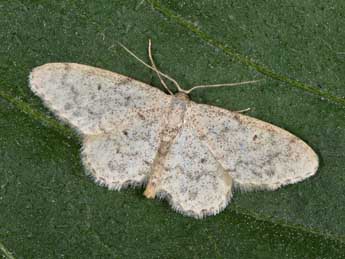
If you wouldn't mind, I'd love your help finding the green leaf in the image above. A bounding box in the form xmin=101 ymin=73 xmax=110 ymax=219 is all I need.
xmin=1 ymin=1 xmax=344 ymax=258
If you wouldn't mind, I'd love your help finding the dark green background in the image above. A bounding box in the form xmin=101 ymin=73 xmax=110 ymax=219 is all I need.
xmin=1 ymin=1 xmax=345 ymax=258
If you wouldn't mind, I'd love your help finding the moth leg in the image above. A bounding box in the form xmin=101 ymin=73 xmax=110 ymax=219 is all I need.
xmin=234 ymin=108 xmax=251 ymax=113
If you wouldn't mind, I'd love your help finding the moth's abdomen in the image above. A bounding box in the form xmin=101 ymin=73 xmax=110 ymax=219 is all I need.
xmin=144 ymin=97 xmax=189 ymax=198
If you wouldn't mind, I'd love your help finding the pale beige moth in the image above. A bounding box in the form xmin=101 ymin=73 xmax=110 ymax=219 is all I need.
xmin=29 ymin=46 xmax=318 ymax=219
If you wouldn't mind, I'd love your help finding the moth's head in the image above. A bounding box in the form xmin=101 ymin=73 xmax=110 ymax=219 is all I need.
xmin=174 ymin=92 xmax=190 ymax=101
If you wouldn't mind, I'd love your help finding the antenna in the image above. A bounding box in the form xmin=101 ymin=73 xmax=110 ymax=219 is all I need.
xmin=118 ymin=40 xmax=263 ymax=95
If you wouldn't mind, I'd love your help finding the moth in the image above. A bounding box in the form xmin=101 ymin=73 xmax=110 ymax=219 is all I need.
xmin=29 ymin=42 xmax=318 ymax=218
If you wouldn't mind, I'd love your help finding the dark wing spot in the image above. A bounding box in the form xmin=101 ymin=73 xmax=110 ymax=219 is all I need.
xmin=253 ymin=134 xmax=258 ymax=141
xmin=200 ymin=158 xmax=206 ymax=163
xmin=137 ymin=112 xmax=146 ymax=120
xmin=265 ymin=169 xmax=275 ymax=176
xmin=122 ymin=130 xmax=128 ymax=136
xmin=119 ymin=77 xmax=132 ymax=85
xmin=97 ymin=84 xmax=102 ymax=90
xmin=289 ymin=138 xmax=297 ymax=144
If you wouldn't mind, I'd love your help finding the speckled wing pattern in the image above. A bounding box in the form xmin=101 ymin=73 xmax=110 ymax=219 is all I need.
xmin=156 ymin=126 xmax=233 ymax=218
xmin=30 ymin=63 xmax=172 ymax=189
xmin=187 ymin=103 xmax=319 ymax=191
xmin=29 ymin=63 xmax=318 ymax=219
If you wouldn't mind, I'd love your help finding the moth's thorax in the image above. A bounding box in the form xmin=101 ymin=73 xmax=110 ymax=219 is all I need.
xmin=174 ymin=92 xmax=190 ymax=102
xmin=158 ymin=99 xmax=187 ymax=149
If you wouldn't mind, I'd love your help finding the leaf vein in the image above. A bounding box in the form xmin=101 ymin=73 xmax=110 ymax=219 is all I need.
xmin=146 ymin=0 xmax=345 ymax=106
